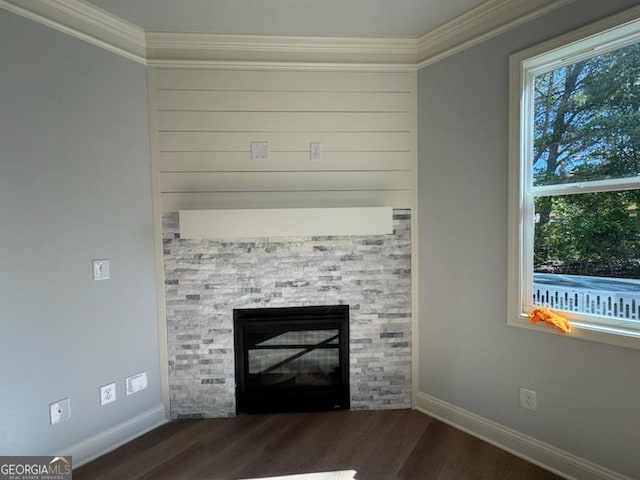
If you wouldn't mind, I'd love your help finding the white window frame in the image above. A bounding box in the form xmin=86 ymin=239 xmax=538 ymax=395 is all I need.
xmin=508 ymin=6 xmax=640 ymax=349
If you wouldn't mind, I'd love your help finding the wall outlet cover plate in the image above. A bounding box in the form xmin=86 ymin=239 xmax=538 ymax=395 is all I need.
xmin=519 ymin=386 xmax=538 ymax=411
xmin=50 ymin=398 xmax=71 ymax=425
xmin=100 ymin=382 xmax=116 ymax=406
xmin=250 ymin=141 xmax=269 ymax=160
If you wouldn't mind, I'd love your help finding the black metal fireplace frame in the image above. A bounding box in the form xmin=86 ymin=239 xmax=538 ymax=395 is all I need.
xmin=234 ymin=305 xmax=350 ymax=414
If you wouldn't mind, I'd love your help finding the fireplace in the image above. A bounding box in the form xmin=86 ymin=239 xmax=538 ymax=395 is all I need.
xmin=163 ymin=209 xmax=412 ymax=418
xmin=234 ymin=305 xmax=350 ymax=414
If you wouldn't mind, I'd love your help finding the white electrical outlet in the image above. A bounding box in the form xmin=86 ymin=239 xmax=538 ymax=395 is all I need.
xmin=100 ymin=382 xmax=116 ymax=406
xmin=519 ymin=387 xmax=538 ymax=411
xmin=126 ymin=372 xmax=147 ymax=396
xmin=250 ymin=141 xmax=269 ymax=160
xmin=49 ymin=398 xmax=71 ymax=425
xmin=92 ymin=259 xmax=110 ymax=281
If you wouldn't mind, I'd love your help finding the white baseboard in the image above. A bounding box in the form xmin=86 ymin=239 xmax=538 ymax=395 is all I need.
xmin=415 ymin=392 xmax=631 ymax=480
xmin=62 ymin=405 xmax=168 ymax=468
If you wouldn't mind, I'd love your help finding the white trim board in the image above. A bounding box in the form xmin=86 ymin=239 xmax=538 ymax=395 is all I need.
xmin=145 ymin=32 xmax=417 ymax=66
xmin=179 ymin=207 xmax=393 ymax=239
xmin=146 ymin=0 xmax=572 ymax=67
xmin=62 ymin=405 xmax=167 ymax=468
xmin=147 ymin=69 xmax=171 ymax=416
xmin=0 ymin=0 xmax=571 ymax=68
xmin=415 ymin=392 xmax=632 ymax=480
xmin=146 ymin=60 xmax=417 ymax=72
xmin=416 ymin=0 xmax=574 ymax=68
xmin=0 ymin=0 xmax=146 ymax=64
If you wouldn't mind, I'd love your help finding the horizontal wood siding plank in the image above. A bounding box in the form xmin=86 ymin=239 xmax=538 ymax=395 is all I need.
xmin=159 ymin=151 xmax=413 ymax=172
xmin=157 ymin=90 xmax=412 ymax=112
xmin=153 ymin=68 xmax=416 ymax=210
xmin=160 ymin=171 xmax=411 ymax=192
xmin=159 ymin=132 xmax=412 ymax=152
xmin=156 ymin=69 xmax=413 ymax=92
xmin=161 ymin=190 xmax=413 ymax=212
xmin=158 ymin=111 xmax=411 ymax=132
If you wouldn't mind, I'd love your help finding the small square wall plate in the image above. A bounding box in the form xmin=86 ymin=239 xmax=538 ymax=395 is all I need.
xmin=92 ymin=259 xmax=110 ymax=281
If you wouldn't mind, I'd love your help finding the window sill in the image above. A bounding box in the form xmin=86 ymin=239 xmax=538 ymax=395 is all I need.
xmin=508 ymin=315 xmax=640 ymax=350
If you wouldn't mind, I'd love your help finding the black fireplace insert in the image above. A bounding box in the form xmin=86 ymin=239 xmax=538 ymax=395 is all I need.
xmin=234 ymin=305 xmax=350 ymax=414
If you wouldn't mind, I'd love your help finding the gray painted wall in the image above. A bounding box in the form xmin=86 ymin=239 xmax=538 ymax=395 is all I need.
xmin=417 ymin=0 xmax=640 ymax=477
xmin=0 ymin=10 xmax=162 ymax=455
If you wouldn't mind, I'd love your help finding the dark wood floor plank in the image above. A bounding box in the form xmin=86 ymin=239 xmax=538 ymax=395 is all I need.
xmin=356 ymin=409 xmax=433 ymax=480
xmin=147 ymin=413 xmax=276 ymax=480
xmin=434 ymin=427 xmax=495 ymax=480
xmin=74 ymin=418 xmax=225 ymax=480
xmin=238 ymin=411 xmax=353 ymax=477
xmin=72 ymin=419 xmax=199 ymax=480
xmin=134 ymin=414 xmax=273 ymax=480
xmin=74 ymin=410 xmax=563 ymax=480
xmin=196 ymin=413 xmax=313 ymax=479
xmin=317 ymin=410 xmax=418 ymax=477
xmin=246 ymin=409 xmax=393 ymax=477
xmin=136 ymin=442 xmax=209 ymax=480
xmin=398 ymin=418 xmax=459 ymax=479
xmin=314 ymin=409 xmax=405 ymax=473
xmin=488 ymin=452 xmax=562 ymax=480
xmin=399 ymin=419 xmax=561 ymax=480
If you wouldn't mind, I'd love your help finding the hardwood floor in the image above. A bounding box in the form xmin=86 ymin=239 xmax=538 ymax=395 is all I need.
xmin=74 ymin=410 xmax=561 ymax=480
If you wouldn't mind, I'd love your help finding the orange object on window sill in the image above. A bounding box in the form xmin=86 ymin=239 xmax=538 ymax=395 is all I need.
xmin=528 ymin=307 xmax=572 ymax=333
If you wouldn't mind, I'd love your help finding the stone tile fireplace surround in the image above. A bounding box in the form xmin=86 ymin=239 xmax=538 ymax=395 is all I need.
xmin=162 ymin=209 xmax=412 ymax=418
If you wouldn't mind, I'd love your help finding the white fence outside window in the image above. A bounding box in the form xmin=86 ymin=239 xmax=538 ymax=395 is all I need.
xmin=533 ymin=274 xmax=640 ymax=321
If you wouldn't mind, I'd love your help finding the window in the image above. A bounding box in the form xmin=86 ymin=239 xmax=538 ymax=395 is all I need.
xmin=508 ymin=8 xmax=640 ymax=347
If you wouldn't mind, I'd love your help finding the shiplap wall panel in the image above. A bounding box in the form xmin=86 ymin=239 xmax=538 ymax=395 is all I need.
xmin=159 ymin=132 xmax=412 ymax=152
xmin=158 ymin=111 xmax=411 ymax=132
xmin=157 ymin=91 xmax=412 ymax=112
xmin=156 ymin=69 xmax=413 ymax=92
xmin=159 ymin=151 xmax=413 ymax=172
xmin=152 ymin=67 xmax=416 ymax=211
xmin=161 ymin=191 xmax=413 ymax=211
xmin=160 ymin=171 xmax=411 ymax=193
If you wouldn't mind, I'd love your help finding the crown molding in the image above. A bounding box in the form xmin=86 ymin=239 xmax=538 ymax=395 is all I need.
xmin=145 ymin=32 xmax=418 ymax=66
xmin=146 ymin=59 xmax=417 ymax=72
xmin=0 ymin=0 xmax=573 ymax=69
xmin=0 ymin=0 xmax=146 ymax=63
xmin=416 ymin=0 xmax=574 ymax=68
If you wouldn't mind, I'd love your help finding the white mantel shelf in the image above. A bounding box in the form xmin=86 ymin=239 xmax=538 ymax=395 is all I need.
xmin=179 ymin=207 xmax=393 ymax=239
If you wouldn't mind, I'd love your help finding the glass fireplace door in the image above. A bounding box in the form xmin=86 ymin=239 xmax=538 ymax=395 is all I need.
xmin=247 ymin=328 xmax=341 ymax=389
xmin=234 ymin=305 xmax=349 ymax=414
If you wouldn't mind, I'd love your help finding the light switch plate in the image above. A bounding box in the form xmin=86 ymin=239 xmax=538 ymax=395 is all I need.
xmin=250 ymin=141 xmax=269 ymax=160
xmin=126 ymin=372 xmax=147 ymax=396
xmin=92 ymin=259 xmax=110 ymax=281
xmin=310 ymin=142 xmax=322 ymax=161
